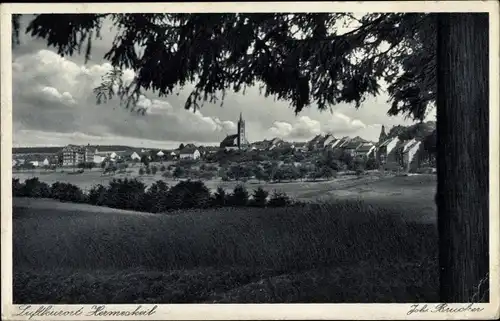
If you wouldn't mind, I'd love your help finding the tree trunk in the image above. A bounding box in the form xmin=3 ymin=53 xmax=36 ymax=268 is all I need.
xmin=436 ymin=13 xmax=489 ymax=302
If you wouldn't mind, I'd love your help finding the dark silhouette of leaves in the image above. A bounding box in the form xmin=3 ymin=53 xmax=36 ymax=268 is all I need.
xmin=16 ymin=13 xmax=436 ymax=120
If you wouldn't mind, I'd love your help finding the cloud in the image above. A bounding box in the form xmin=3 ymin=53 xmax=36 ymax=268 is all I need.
xmin=323 ymin=112 xmax=367 ymax=135
xmin=12 ymin=49 xmax=243 ymax=146
xmin=12 ymin=42 xmax=433 ymax=147
xmin=39 ymin=86 xmax=76 ymax=105
xmin=267 ymin=113 xmax=369 ymax=141
xmin=268 ymin=116 xmax=322 ymax=140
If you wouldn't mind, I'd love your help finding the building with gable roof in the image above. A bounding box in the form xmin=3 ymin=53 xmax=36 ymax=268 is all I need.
xmin=220 ymin=113 xmax=249 ymax=150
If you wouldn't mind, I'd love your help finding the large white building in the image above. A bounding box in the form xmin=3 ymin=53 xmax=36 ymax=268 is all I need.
xmin=62 ymin=145 xmax=94 ymax=166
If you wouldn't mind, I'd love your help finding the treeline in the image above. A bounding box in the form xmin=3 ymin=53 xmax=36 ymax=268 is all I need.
xmin=12 ymin=177 xmax=296 ymax=213
xmin=219 ymin=151 xmax=379 ymax=183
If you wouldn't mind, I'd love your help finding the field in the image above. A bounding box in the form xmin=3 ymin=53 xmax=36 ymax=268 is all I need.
xmin=13 ymin=167 xmax=436 ymax=209
xmin=13 ymin=174 xmax=438 ymax=303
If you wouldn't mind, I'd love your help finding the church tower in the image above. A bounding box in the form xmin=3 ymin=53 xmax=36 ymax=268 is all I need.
xmin=237 ymin=112 xmax=246 ymax=149
xmin=379 ymin=125 xmax=387 ymax=143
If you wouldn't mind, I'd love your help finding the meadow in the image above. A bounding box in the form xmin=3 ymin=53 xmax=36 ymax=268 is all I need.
xmin=13 ymin=174 xmax=438 ymax=303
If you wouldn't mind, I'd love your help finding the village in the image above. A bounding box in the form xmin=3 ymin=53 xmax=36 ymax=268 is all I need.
xmin=12 ymin=114 xmax=436 ymax=181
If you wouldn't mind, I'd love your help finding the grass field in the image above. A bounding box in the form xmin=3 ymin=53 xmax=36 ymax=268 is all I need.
xmin=13 ymin=175 xmax=438 ymax=303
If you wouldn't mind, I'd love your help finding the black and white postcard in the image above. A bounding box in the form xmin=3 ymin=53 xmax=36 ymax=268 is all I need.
xmin=1 ymin=1 xmax=499 ymax=320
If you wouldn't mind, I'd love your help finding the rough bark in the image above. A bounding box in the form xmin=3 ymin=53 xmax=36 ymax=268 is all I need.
xmin=436 ymin=13 xmax=489 ymax=302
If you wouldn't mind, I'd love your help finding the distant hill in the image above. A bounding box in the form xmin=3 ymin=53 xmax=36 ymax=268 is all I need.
xmin=13 ymin=145 xmax=140 ymax=155
xmin=12 ymin=146 xmax=64 ymax=154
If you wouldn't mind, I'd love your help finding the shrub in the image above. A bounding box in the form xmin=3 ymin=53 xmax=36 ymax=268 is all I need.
xmin=160 ymin=165 xmax=166 ymax=172
xmin=173 ymin=166 xmax=185 ymax=179
xmin=51 ymin=182 xmax=85 ymax=203
xmin=12 ymin=178 xmax=25 ymax=197
xmin=198 ymin=170 xmax=215 ymax=181
xmin=151 ymin=165 xmax=158 ymax=175
xmin=104 ymin=178 xmax=146 ymax=211
xmin=145 ymin=167 xmax=152 ymax=175
xmin=228 ymin=184 xmax=249 ymax=207
xmin=143 ymin=180 xmax=170 ymax=213
xmin=212 ymin=186 xmax=227 ymax=207
xmin=22 ymin=178 xmax=51 ymax=198
xmin=268 ymin=190 xmax=291 ymax=207
xmin=365 ymin=157 xmax=380 ymax=170
xmin=138 ymin=168 xmax=145 ymax=176
xmin=251 ymin=187 xmax=269 ymax=207
xmin=87 ymin=184 xmax=107 ymax=206
xmin=168 ymin=180 xmax=211 ymax=209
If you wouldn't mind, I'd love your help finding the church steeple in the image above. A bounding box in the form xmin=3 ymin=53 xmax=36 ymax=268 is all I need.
xmin=237 ymin=112 xmax=246 ymax=149
xmin=379 ymin=125 xmax=387 ymax=143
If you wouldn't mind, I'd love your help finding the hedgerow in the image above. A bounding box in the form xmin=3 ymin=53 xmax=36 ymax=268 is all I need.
xmin=12 ymin=177 xmax=297 ymax=213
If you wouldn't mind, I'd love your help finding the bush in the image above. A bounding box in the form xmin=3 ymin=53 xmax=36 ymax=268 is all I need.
xmin=356 ymin=168 xmax=365 ymax=176
xmin=151 ymin=165 xmax=158 ymax=175
xmin=268 ymin=190 xmax=291 ymax=207
xmin=212 ymin=186 xmax=227 ymax=207
xmin=365 ymin=157 xmax=380 ymax=170
xmin=22 ymin=178 xmax=51 ymax=198
xmin=143 ymin=180 xmax=170 ymax=213
xmin=104 ymin=178 xmax=146 ymax=211
xmin=51 ymin=182 xmax=85 ymax=203
xmin=173 ymin=167 xmax=185 ymax=179
xmin=12 ymin=178 xmax=25 ymax=197
xmin=228 ymin=184 xmax=249 ymax=207
xmin=168 ymin=180 xmax=211 ymax=209
xmin=145 ymin=167 xmax=152 ymax=175
xmin=251 ymin=187 xmax=268 ymax=207
xmin=138 ymin=168 xmax=145 ymax=176
xmin=87 ymin=184 xmax=107 ymax=206
xmin=160 ymin=165 xmax=166 ymax=172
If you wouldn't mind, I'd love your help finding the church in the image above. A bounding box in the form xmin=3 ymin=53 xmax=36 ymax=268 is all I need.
xmin=220 ymin=113 xmax=249 ymax=150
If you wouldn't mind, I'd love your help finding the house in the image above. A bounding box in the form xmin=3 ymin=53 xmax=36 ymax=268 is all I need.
xmin=354 ymin=143 xmax=376 ymax=158
xmin=93 ymin=155 xmax=105 ymax=164
xmin=402 ymin=139 xmax=422 ymax=172
xmin=341 ymin=137 xmax=368 ymax=157
xmin=250 ymin=140 xmax=271 ymax=151
xmin=307 ymin=134 xmax=324 ymax=150
xmin=179 ymin=148 xmax=201 ymax=160
xmin=130 ymin=151 xmax=141 ymax=161
xmin=377 ymin=137 xmax=404 ymax=170
xmin=290 ymin=142 xmax=308 ymax=152
xmin=268 ymin=138 xmax=284 ymax=150
xmin=331 ymin=136 xmax=351 ymax=150
xmin=322 ymin=134 xmax=336 ymax=148
xmin=343 ymin=141 xmax=362 ymax=156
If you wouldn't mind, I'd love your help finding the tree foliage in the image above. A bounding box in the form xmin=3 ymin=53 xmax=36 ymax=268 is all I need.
xmin=16 ymin=13 xmax=436 ymax=120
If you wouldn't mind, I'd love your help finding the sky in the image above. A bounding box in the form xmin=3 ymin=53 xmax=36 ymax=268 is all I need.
xmin=12 ymin=14 xmax=435 ymax=149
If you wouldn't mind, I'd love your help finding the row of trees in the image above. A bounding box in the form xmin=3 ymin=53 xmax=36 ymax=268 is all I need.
xmin=13 ymin=177 xmax=296 ymax=213
xmin=220 ymin=152 xmax=379 ymax=183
